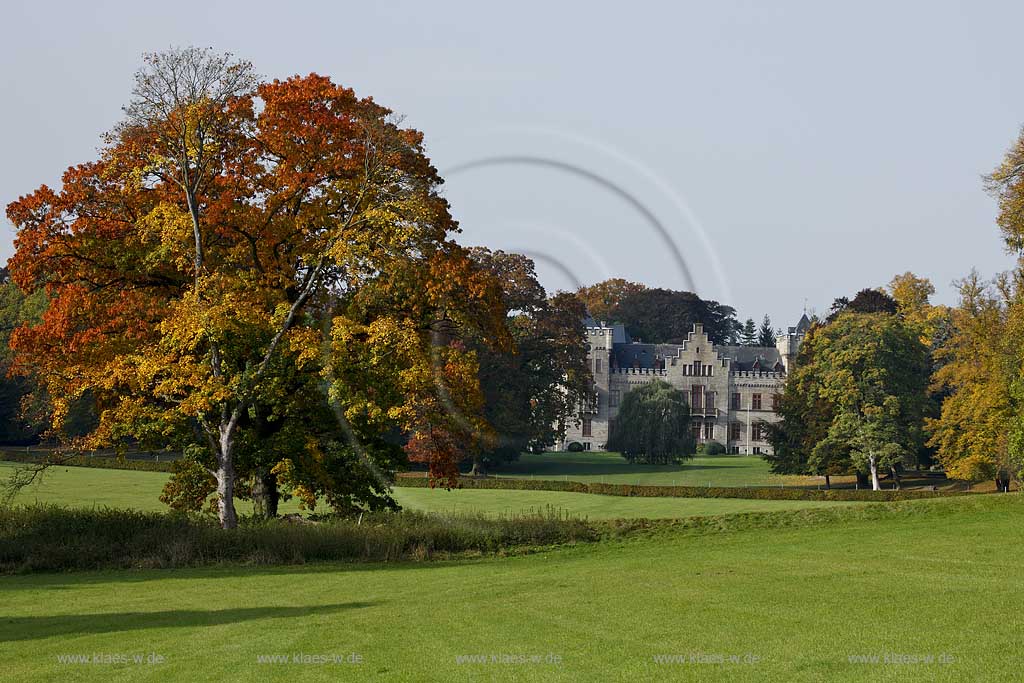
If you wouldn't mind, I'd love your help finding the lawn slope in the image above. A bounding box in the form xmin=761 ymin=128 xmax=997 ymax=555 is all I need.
xmin=0 ymin=494 xmax=1019 ymax=681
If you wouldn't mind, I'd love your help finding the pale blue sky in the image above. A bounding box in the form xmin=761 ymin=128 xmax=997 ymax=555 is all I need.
xmin=2 ymin=0 xmax=1021 ymax=327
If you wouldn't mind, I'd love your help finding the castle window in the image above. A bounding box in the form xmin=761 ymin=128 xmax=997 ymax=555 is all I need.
xmin=582 ymin=418 xmax=592 ymax=437
xmin=690 ymin=385 xmax=703 ymax=412
xmin=772 ymin=393 xmax=781 ymax=411
xmin=693 ymin=360 xmax=702 ymax=376
xmin=752 ymin=394 xmax=762 ymax=410
xmin=703 ymin=422 xmax=714 ymax=440
xmin=610 ymin=390 xmax=620 ymax=407
xmin=729 ymin=422 xmax=741 ymax=441
xmin=594 ymin=358 xmax=602 ymax=373
xmin=731 ymin=393 xmax=741 ymax=410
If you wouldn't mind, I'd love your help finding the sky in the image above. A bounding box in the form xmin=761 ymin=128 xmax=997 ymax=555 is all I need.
xmin=2 ymin=0 xmax=1022 ymax=329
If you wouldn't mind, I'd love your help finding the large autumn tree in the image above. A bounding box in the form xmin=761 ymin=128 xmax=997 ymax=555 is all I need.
xmin=925 ymin=129 xmax=1024 ymax=488
xmin=927 ymin=271 xmax=1023 ymax=488
xmin=575 ymin=278 xmax=645 ymax=322
xmin=5 ymin=48 xmax=507 ymax=527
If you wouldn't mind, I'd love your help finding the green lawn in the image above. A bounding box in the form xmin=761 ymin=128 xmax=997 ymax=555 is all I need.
xmin=0 ymin=463 xmax=305 ymax=516
xmin=392 ymin=487 xmax=856 ymax=519
xmin=1 ymin=494 xmax=1020 ymax=681
xmin=0 ymin=462 xmax=854 ymax=519
xmin=489 ymin=451 xmax=816 ymax=487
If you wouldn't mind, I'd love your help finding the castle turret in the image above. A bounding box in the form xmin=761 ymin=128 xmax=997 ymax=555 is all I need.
xmin=776 ymin=313 xmax=810 ymax=372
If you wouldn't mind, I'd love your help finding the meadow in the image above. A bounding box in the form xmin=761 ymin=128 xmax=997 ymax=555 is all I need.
xmin=0 ymin=461 xmax=856 ymax=519
xmin=0 ymin=493 xmax=1019 ymax=681
xmin=490 ymin=450 xmax=796 ymax=486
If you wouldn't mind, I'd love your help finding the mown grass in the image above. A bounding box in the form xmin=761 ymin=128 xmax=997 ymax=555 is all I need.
xmin=0 ymin=461 xmax=863 ymax=519
xmin=487 ymin=451 xmax=792 ymax=486
xmin=392 ymin=486 xmax=861 ymax=518
xmin=480 ymin=451 xmax=972 ymax=490
xmin=1 ymin=493 xmax=1020 ymax=681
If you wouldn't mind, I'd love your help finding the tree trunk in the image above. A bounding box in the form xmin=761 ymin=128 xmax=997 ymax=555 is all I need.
xmin=824 ymin=474 xmax=831 ymax=490
xmin=469 ymin=455 xmax=487 ymax=478
xmin=252 ymin=468 xmax=279 ymax=519
xmin=855 ymin=471 xmax=869 ymax=489
xmin=890 ymin=466 xmax=901 ymax=490
xmin=869 ymin=454 xmax=880 ymax=491
xmin=216 ymin=425 xmax=239 ymax=529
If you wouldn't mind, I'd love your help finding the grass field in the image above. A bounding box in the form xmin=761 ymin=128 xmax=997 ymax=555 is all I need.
xmin=0 ymin=493 xmax=1020 ymax=681
xmin=392 ymin=487 xmax=858 ymax=519
xmin=489 ymin=451 xmax=799 ymax=486
xmin=0 ymin=462 xmax=856 ymax=519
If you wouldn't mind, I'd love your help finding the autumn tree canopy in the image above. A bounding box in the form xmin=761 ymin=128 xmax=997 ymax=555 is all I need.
xmin=5 ymin=48 xmax=509 ymax=528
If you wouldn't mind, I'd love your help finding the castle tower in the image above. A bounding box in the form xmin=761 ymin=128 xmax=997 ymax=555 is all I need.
xmin=776 ymin=313 xmax=810 ymax=372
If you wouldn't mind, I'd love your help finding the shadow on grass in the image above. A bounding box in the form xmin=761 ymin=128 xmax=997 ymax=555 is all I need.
xmin=0 ymin=602 xmax=380 ymax=642
xmin=0 ymin=554 xmax=514 ymax=591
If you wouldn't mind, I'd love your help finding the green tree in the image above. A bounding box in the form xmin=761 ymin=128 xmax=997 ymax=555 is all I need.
xmin=606 ymin=380 xmax=694 ymax=464
xmin=466 ymin=248 xmax=591 ymax=474
xmin=757 ymin=314 xmax=777 ymax=347
xmin=0 ymin=268 xmax=46 ymax=444
xmin=812 ymin=313 xmax=929 ymax=489
xmin=576 ymin=283 xmax=741 ymax=345
xmin=740 ymin=318 xmax=758 ymax=346
xmin=817 ymin=398 xmax=910 ymax=490
xmin=767 ymin=311 xmax=929 ymax=490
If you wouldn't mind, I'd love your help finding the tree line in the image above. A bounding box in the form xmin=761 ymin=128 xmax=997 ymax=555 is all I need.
xmin=768 ymin=126 xmax=1024 ymax=490
xmin=575 ymin=279 xmax=779 ymax=347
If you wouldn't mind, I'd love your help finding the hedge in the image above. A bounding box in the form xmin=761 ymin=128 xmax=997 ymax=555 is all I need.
xmin=393 ymin=475 xmax=977 ymax=502
xmin=0 ymin=451 xmax=176 ymax=473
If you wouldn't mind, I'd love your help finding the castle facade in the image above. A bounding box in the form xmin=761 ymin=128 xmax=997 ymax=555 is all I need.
xmin=560 ymin=315 xmax=810 ymax=455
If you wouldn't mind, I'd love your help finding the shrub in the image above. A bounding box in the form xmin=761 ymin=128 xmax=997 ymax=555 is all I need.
xmin=0 ymin=505 xmax=597 ymax=573
xmin=566 ymin=442 xmax=584 ymax=452
xmin=698 ymin=440 xmax=726 ymax=456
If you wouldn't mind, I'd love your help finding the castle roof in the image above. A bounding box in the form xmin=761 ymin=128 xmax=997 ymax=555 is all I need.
xmin=718 ymin=346 xmax=785 ymax=372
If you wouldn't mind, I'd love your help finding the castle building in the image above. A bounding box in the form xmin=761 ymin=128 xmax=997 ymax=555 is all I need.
xmin=560 ymin=314 xmax=810 ymax=454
